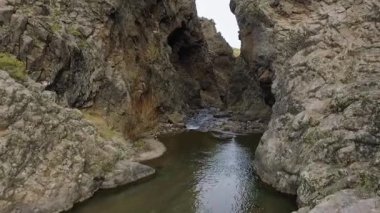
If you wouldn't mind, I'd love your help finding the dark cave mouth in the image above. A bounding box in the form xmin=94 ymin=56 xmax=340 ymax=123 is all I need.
xmin=167 ymin=25 xmax=204 ymax=65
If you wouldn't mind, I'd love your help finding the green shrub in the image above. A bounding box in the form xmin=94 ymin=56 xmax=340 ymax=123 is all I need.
xmin=0 ymin=53 xmax=27 ymax=81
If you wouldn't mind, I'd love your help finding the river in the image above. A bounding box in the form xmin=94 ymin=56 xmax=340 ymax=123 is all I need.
xmin=68 ymin=131 xmax=296 ymax=213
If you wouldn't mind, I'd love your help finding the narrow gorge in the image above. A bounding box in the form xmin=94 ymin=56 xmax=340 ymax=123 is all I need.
xmin=0 ymin=0 xmax=379 ymax=213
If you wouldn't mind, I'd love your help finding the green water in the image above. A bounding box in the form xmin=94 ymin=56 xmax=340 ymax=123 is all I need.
xmin=68 ymin=131 xmax=297 ymax=213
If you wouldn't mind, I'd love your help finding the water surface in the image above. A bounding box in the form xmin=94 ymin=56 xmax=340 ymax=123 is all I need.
xmin=69 ymin=131 xmax=296 ymax=213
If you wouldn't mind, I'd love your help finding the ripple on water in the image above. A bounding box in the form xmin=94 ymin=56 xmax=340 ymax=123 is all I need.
xmin=67 ymin=131 xmax=297 ymax=213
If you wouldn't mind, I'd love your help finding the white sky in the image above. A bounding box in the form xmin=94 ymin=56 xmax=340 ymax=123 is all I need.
xmin=196 ymin=0 xmax=241 ymax=48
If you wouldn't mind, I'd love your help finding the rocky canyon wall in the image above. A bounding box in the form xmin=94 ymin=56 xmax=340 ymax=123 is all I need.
xmin=200 ymin=17 xmax=271 ymax=122
xmin=200 ymin=18 xmax=234 ymax=106
xmin=0 ymin=0 xmax=224 ymax=132
xmin=2 ymin=0 xmax=379 ymax=212
xmin=0 ymin=70 xmax=155 ymax=213
xmin=232 ymin=0 xmax=380 ymax=211
xmin=0 ymin=0 xmax=230 ymax=212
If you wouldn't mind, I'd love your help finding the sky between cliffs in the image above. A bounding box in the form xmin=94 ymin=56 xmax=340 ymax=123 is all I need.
xmin=196 ymin=0 xmax=241 ymax=48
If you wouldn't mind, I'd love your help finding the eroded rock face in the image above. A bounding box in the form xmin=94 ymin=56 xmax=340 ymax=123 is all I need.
xmin=232 ymin=0 xmax=380 ymax=210
xmin=227 ymin=56 xmax=272 ymax=121
xmin=200 ymin=18 xmax=234 ymax=106
xmin=0 ymin=0 xmax=222 ymax=130
xmin=0 ymin=70 xmax=154 ymax=213
xmin=296 ymin=190 xmax=380 ymax=213
xmin=0 ymin=0 xmax=231 ymax=211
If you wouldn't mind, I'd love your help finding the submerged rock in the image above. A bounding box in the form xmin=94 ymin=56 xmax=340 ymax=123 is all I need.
xmin=232 ymin=0 xmax=380 ymax=211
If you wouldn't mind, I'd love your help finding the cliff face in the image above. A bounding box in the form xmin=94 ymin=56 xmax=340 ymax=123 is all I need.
xmin=1 ymin=0 xmax=379 ymax=212
xmin=200 ymin=18 xmax=234 ymax=106
xmin=0 ymin=70 xmax=155 ymax=212
xmin=0 ymin=0 xmax=223 ymax=131
xmin=232 ymin=0 xmax=380 ymax=211
xmin=200 ymin=18 xmax=271 ymax=121
xmin=0 ymin=0 xmax=227 ymax=212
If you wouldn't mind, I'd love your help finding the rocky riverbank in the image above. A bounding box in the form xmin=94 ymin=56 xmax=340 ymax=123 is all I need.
xmin=1 ymin=0 xmax=379 ymax=212
xmin=0 ymin=0 xmax=235 ymax=212
xmin=0 ymin=70 xmax=159 ymax=212
xmin=0 ymin=66 xmax=261 ymax=212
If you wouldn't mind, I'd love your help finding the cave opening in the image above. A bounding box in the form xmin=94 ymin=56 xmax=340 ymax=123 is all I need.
xmin=166 ymin=24 xmax=210 ymax=107
xmin=167 ymin=21 xmax=223 ymax=109
xmin=167 ymin=25 xmax=204 ymax=66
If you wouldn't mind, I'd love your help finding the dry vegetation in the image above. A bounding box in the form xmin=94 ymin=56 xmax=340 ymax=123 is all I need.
xmin=123 ymin=94 xmax=159 ymax=141
xmin=82 ymin=110 xmax=121 ymax=140
xmin=82 ymin=94 xmax=159 ymax=142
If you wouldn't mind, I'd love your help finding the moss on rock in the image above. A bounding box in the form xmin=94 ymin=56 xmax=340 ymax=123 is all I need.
xmin=0 ymin=53 xmax=27 ymax=81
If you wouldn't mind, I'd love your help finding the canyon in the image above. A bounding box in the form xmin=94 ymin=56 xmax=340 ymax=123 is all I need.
xmin=0 ymin=0 xmax=379 ymax=212
xmin=231 ymin=0 xmax=380 ymax=211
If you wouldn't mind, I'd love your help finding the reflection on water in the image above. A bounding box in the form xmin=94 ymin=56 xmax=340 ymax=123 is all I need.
xmin=68 ymin=131 xmax=297 ymax=213
xmin=194 ymin=139 xmax=255 ymax=213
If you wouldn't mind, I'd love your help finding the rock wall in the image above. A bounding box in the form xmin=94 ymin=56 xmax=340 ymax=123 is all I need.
xmin=0 ymin=70 xmax=154 ymax=213
xmin=232 ymin=0 xmax=380 ymax=211
xmin=199 ymin=17 xmax=271 ymax=122
xmin=0 ymin=0 xmax=229 ymax=212
xmin=200 ymin=18 xmax=234 ymax=106
xmin=0 ymin=0 xmax=223 ymax=131
xmin=226 ymin=56 xmax=272 ymax=121
xmin=219 ymin=4 xmax=272 ymax=121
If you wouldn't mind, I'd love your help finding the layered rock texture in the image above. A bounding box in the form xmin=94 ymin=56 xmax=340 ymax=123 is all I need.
xmin=0 ymin=0 xmax=231 ymax=212
xmin=200 ymin=17 xmax=271 ymax=121
xmin=200 ymin=18 xmax=234 ymax=106
xmin=0 ymin=0 xmax=223 ymax=132
xmin=227 ymin=55 xmax=272 ymax=121
xmin=0 ymin=70 xmax=154 ymax=212
xmin=232 ymin=0 xmax=380 ymax=211
xmin=1 ymin=0 xmax=379 ymax=212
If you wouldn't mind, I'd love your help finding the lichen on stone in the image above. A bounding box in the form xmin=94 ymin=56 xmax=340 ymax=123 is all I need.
xmin=0 ymin=53 xmax=27 ymax=81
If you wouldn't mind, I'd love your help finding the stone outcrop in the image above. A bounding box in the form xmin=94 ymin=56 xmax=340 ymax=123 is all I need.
xmin=231 ymin=0 xmax=380 ymax=211
xmin=200 ymin=18 xmax=234 ymax=106
xmin=227 ymin=56 xmax=272 ymax=121
xmin=200 ymin=17 xmax=271 ymax=121
xmin=297 ymin=190 xmax=380 ymax=213
xmin=0 ymin=0 xmax=230 ymax=212
xmin=0 ymin=70 xmax=154 ymax=213
xmin=0 ymin=0 xmax=223 ymax=133
xmin=2 ymin=0 xmax=378 ymax=212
